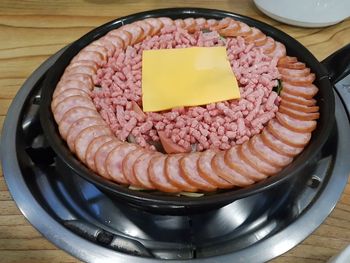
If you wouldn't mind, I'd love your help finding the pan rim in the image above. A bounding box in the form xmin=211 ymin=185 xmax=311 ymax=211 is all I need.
xmin=39 ymin=7 xmax=335 ymax=210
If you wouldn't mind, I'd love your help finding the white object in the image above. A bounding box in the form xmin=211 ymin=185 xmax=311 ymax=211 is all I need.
xmin=328 ymin=245 xmax=350 ymax=263
xmin=254 ymin=0 xmax=350 ymax=27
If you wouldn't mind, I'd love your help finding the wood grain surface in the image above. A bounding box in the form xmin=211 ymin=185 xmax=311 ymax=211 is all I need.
xmin=0 ymin=1 xmax=349 ymax=262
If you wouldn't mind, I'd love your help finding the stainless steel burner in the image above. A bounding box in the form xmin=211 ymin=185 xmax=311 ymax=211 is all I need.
xmin=1 ymin=50 xmax=350 ymax=262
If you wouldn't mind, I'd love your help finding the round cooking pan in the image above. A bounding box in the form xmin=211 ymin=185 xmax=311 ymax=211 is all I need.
xmin=40 ymin=8 xmax=350 ymax=215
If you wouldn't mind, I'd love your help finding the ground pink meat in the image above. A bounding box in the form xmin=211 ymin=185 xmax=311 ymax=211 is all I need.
xmin=91 ymin=25 xmax=281 ymax=151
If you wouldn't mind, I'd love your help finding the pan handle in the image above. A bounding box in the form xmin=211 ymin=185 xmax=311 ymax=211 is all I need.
xmin=321 ymin=43 xmax=350 ymax=85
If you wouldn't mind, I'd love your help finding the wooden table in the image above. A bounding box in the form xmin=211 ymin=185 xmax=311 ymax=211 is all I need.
xmin=0 ymin=1 xmax=349 ymax=262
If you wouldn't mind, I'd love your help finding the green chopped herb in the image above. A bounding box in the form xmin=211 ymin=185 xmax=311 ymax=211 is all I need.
xmin=219 ymin=35 xmax=226 ymax=42
xmin=201 ymin=28 xmax=211 ymax=33
xmin=273 ymin=79 xmax=283 ymax=95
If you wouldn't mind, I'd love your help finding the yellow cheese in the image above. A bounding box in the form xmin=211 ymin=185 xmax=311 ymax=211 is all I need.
xmin=141 ymin=46 xmax=240 ymax=112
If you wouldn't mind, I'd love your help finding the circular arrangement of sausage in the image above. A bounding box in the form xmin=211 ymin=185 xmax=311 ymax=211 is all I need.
xmin=51 ymin=17 xmax=319 ymax=193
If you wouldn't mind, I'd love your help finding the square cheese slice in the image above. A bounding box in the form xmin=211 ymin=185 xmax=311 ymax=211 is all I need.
xmin=141 ymin=46 xmax=240 ymax=112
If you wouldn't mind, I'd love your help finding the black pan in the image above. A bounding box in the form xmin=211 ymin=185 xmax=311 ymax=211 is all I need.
xmin=40 ymin=8 xmax=350 ymax=215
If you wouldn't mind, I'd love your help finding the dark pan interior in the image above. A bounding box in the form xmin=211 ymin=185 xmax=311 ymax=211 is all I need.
xmin=39 ymin=8 xmax=335 ymax=212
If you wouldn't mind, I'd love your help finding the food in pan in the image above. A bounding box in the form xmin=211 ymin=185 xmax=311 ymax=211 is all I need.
xmin=51 ymin=17 xmax=319 ymax=193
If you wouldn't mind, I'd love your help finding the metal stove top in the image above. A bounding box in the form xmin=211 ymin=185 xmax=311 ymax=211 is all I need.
xmin=1 ymin=50 xmax=350 ymax=263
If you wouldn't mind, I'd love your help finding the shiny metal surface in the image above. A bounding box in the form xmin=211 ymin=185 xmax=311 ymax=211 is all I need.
xmin=1 ymin=49 xmax=350 ymax=262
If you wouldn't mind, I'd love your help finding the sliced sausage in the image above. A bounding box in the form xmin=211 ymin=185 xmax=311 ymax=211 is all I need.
xmin=213 ymin=17 xmax=231 ymax=30
xmin=174 ymin=19 xmax=186 ymax=28
xmin=280 ymin=91 xmax=317 ymax=106
xmin=58 ymin=106 xmax=100 ymax=139
xmin=267 ymin=119 xmax=311 ymax=148
xmin=66 ymin=116 xmax=105 ymax=152
xmin=211 ymin=151 xmax=255 ymax=187
xmin=64 ymin=65 xmax=96 ymax=76
xmin=106 ymin=143 xmax=138 ymax=184
xmin=158 ymin=17 xmax=175 ymax=26
xmin=260 ymin=128 xmax=304 ymax=157
xmin=278 ymin=67 xmax=311 ymax=77
xmin=103 ymin=35 xmax=124 ymax=49
xmin=225 ymin=146 xmax=267 ymax=181
xmin=183 ymin=18 xmax=197 ymax=32
xmin=282 ymin=73 xmax=316 ymax=85
xmin=149 ymin=155 xmax=180 ymax=193
xmin=158 ymin=131 xmax=190 ymax=154
xmin=197 ymin=149 xmax=233 ymax=188
xmin=131 ymin=101 xmax=146 ymax=120
xmin=60 ymin=73 xmax=93 ymax=87
xmin=254 ymin=34 xmax=267 ymax=46
xmin=92 ymin=37 xmax=116 ymax=57
xmin=236 ymin=21 xmax=252 ymax=36
xmin=144 ymin=18 xmax=164 ymax=35
xmin=244 ymin=27 xmax=265 ymax=43
xmin=180 ymin=152 xmax=217 ymax=191
xmin=65 ymin=60 xmax=99 ymax=72
xmin=239 ymin=141 xmax=281 ymax=175
xmin=74 ymin=125 xmax=112 ymax=163
xmin=194 ymin=18 xmax=207 ymax=28
xmin=260 ymin=36 xmax=276 ymax=54
xmin=71 ymin=50 xmax=105 ymax=64
xmin=118 ymin=30 xmax=134 ymax=47
xmin=276 ymin=112 xmax=317 ymax=133
xmin=282 ymin=82 xmax=318 ymax=99
xmin=53 ymin=79 xmax=92 ymax=98
xmin=278 ymin=61 xmax=306 ymax=70
xmin=109 ymin=29 xmax=132 ymax=47
xmin=51 ymin=88 xmax=90 ymax=110
xmin=86 ymin=135 xmax=114 ymax=172
xmin=219 ymin=21 xmax=240 ymax=37
xmin=122 ymin=148 xmax=147 ymax=187
xmin=165 ymin=154 xmax=198 ymax=192
xmin=82 ymin=45 xmax=108 ymax=61
xmin=135 ymin=20 xmax=153 ymax=39
xmin=249 ymin=134 xmax=293 ymax=167
xmin=133 ymin=152 xmax=159 ymax=189
xmin=95 ymin=140 xmax=122 ymax=180
xmin=279 ymin=105 xmax=320 ymax=120
xmin=267 ymin=42 xmax=286 ymax=60
xmin=280 ymin=100 xmax=319 ymax=113
xmin=206 ymin=19 xmax=219 ymax=28
xmin=53 ymin=95 xmax=96 ymax=123
xmin=122 ymin=24 xmax=144 ymax=44
xmin=278 ymin=56 xmax=298 ymax=65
